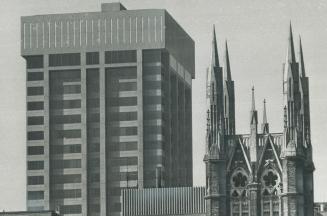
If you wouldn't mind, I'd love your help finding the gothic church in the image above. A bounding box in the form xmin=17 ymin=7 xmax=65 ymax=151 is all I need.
xmin=204 ymin=25 xmax=315 ymax=216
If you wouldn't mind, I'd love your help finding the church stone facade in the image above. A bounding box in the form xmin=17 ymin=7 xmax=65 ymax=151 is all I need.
xmin=204 ymin=25 xmax=315 ymax=216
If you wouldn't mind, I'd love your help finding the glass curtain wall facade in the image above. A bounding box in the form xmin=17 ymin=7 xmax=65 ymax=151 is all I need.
xmin=22 ymin=3 xmax=195 ymax=216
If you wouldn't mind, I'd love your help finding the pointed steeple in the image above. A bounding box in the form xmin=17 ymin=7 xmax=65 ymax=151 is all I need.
xmin=287 ymin=22 xmax=296 ymax=63
xmin=262 ymin=99 xmax=269 ymax=134
xmin=249 ymin=87 xmax=258 ymax=162
xmin=250 ymin=86 xmax=258 ymax=125
xmin=211 ymin=25 xmax=220 ymax=67
xmin=263 ymin=99 xmax=267 ymax=124
xmin=299 ymin=36 xmax=306 ymax=77
xmin=251 ymin=86 xmax=256 ymax=111
xmin=224 ymin=40 xmax=232 ymax=81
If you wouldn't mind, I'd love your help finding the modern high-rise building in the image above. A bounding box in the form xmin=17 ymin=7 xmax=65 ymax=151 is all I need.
xmin=21 ymin=3 xmax=194 ymax=216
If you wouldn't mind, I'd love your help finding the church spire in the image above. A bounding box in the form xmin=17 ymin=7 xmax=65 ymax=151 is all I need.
xmin=251 ymin=86 xmax=256 ymax=111
xmin=250 ymin=87 xmax=258 ymax=127
xmin=262 ymin=99 xmax=269 ymax=134
xmin=224 ymin=40 xmax=232 ymax=81
xmin=263 ymin=99 xmax=267 ymax=124
xmin=212 ymin=25 xmax=220 ymax=67
xmin=299 ymin=36 xmax=306 ymax=77
xmin=287 ymin=22 xmax=296 ymax=63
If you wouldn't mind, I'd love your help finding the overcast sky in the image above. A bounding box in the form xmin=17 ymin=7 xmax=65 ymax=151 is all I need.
xmin=0 ymin=0 xmax=327 ymax=210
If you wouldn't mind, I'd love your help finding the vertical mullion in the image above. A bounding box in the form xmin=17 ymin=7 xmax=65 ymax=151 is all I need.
xmin=99 ymin=51 xmax=107 ymax=216
xmin=81 ymin=52 xmax=88 ymax=216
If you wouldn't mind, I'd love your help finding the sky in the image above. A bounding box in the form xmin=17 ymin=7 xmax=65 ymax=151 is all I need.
xmin=0 ymin=0 xmax=327 ymax=210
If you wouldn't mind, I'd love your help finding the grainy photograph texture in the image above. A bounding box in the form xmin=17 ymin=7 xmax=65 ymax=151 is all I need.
xmin=0 ymin=1 xmax=326 ymax=216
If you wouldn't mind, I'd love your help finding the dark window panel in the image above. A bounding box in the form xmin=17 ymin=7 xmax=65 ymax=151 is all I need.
xmin=25 ymin=55 xmax=44 ymax=69
xmin=60 ymin=205 xmax=82 ymax=214
xmin=28 ymin=161 xmax=44 ymax=170
xmin=105 ymin=50 xmax=136 ymax=64
xmin=27 ymin=116 xmax=44 ymax=125
xmin=54 ymin=129 xmax=81 ymax=139
xmin=109 ymin=157 xmax=138 ymax=166
xmin=88 ymin=158 xmax=100 ymax=168
xmin=50 ymin=99 xmax=81 ymax=109
xmin=142 ymin=49 xmax=161 ymax=63
xmin=63 ymin=85 xmax=81 ymax=94
xmin=27 ymin=72 xmax=44 ymax=81
xmin=51 ymin=174 xmax=81 ymax=184
xmin=143 ymin=111 xmax=162 ymax=120
xmin=88 ymin=143 xmax=100 ymax=153
xmin=27 ymin=131 xmax=44 ymax=140
xmin=106 ymin=67 xmax=137 ymax=80
xmin=109 ymin=112 xmax=137 ymax=121
xmin=144 ymin=125 xmax=162 ymax=134
xmin=118 ymin=82 xmax=137 ymax=91
xmin=144 ymin=96 xmax=162 ymax=105
xmin=143 ymin=81 xmax=161 ymax=89
xmin=86 ymin=52 xmax=99 ymax=65
xmin=110 ymin=127 xmax=137 ymax=136
xmin=87 ymin=113 xmax=100 ymax=122
xmin=110 ymin=171 xmax=138 ymax=181
xmin=49 ymin=53 xmax=80 ymax=66
xmin=109 ymin=97 xmax=137 ymax=106
xmin=109 ymin=141 xmax=138 ymax=151
xmin=50 ymin=144 xmax=81 ymax=154
xmin=49 ymin=70 xmax=81 ymax=82
xmin=52 ymin=159 xmax=81 ymax=169
xmin=27 ymin=87 xmax=44 ymax=96
xmin=52 ymin=189 xmax=81 ymax=199
xmin=27 ymin=146 xmax=44 ymax=155
xmin=27 ymin=176 xmax=44 ymax=185
xmin=27 ymin=191 xmax=44 ymax=200
xmin=51 ymin=114 xmax=81 ymax=124
xmin=27 ymin=101 xmax=44 ymax=110
xmin=143 ymin=65 xmax=162 ymax=75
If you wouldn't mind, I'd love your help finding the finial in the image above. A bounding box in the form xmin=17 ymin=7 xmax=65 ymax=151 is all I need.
xmin=211 ymin=25 xmax=220 ymax=67
xmin=224 ymin=40 xmax=232 ymax=81
xmin=251 ymin=86 xmax=255 ymax=111
xmin=263 ymin=99 xmax=267 ymax=124
xmin=287 ymin=22 xmax=296 ymax=63
xmin=299 ymin=35 xmax=306 ymax=77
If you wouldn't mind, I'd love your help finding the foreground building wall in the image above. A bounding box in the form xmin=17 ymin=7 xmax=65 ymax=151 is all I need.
xmin=21 ymin=3 xmax=194 ymax=216
xmin=0 ymin=211 xmax=58 ymax=216
xmin=122 ymin=187 xmax=205 ymax=216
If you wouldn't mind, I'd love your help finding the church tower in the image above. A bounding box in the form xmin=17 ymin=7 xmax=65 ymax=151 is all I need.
xmin=204 ymin=24 xmax=314 ymax=216
xmin=204 ymin=26 xmax=227 ymax=216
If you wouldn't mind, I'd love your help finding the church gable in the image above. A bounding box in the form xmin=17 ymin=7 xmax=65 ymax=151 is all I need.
xmin=227 ymin=138 xmax=251 ymax=175
xmin=257 ymin=135 xmax=282 ymax=174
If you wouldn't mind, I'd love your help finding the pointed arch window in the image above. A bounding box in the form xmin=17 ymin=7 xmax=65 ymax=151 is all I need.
xmin=230 ymin=168 xmax=249 ymax=216
xmin=261 ymin=168 xmax=281 ymax=216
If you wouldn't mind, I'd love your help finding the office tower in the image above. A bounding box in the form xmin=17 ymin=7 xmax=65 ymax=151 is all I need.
xmin=205 ymin=25 xmax=314 ymax=216
xmin=21 ymin=3 xmax=194 ymax=216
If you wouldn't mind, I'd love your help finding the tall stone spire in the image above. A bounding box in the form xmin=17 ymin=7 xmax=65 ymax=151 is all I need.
xmin=287 ymin=22 xmax=296 ymax=63
xmin=299 ymin=36 xmax=306 ymax=77
xmin=222 ymin=40 xmax=235 ymax=135
xmin=251 ymin=86 xmax=256 ymax=113
xmin=224 ymin=40 xmax=232 ymax=81
xmin=212 ymin=25 xmax=220 ymax=67
xmin=249 ymin=87 xmax=258 ymax=163
xmin=204 ymin=25 xmax=227 ymax=216
xmin=261 ymin=99 xmax=269 ymax=134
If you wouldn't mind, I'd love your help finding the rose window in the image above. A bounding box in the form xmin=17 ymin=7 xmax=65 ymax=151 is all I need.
xmin=232 ymin=172 xmax=247 ymax=187
xmin=263 ymin=171 xmax=278 ymax=187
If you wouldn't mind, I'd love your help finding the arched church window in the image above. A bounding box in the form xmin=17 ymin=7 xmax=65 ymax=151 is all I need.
xmin=261 ymin=169 xmax=281 ymax=216
xmin=230 ymin=169 xmax=249 ymax=216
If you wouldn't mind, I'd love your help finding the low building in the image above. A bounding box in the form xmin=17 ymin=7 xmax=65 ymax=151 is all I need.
xmin=0 ymin=211 xmax=59 ymax=216
xmin=315 ymin=202 xmax=327 ymax=216
xmin=122 ymin=187 xmax=205 ymax=216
